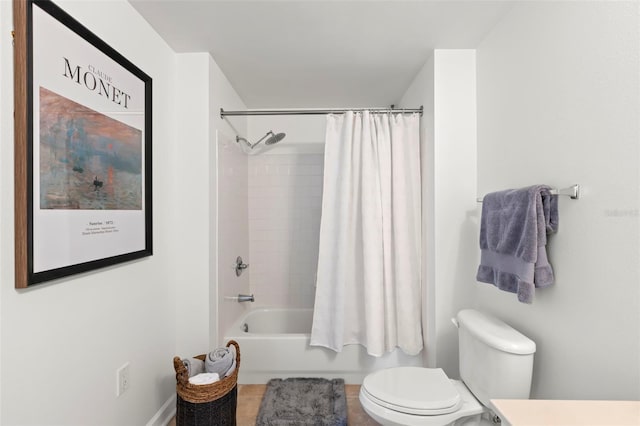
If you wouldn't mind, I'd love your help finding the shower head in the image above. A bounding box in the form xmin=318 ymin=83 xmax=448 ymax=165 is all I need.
xmin=265 ymin=132 xmax=286 ymax=145
xmin=236 ymin=130 xmax=286 ymax=150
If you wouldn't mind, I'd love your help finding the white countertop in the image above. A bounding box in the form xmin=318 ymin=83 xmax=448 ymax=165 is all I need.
xmin=491 ymin=399 xmax=640 ymax=426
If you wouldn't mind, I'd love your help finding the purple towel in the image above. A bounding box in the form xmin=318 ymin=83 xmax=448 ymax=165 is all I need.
xmin=476 ymin=185 xmax=558 ymax=303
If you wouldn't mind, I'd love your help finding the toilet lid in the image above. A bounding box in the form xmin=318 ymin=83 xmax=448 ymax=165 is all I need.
xmin=362 ymin=367 xmax=462 ymax=416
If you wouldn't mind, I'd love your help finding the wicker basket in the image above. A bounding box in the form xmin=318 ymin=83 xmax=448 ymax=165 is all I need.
xmin=173 ymin=340 xmax=241 ymax=426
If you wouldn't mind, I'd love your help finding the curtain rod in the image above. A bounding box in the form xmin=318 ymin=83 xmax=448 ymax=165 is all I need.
xmin=220 ymin=106 xmax=423 ymax=118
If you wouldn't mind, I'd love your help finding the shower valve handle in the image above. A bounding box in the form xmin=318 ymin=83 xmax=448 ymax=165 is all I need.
xmin=235 ymin=256 xmax=249 ymax=276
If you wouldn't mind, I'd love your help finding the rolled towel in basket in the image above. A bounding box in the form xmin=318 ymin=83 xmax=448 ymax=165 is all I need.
xmin=188 ymin=372 xmax=220 ymax=386
xmin=182 ymin=357 xmax=205 ymax=377
xmin=205 ymin=347 xmax=234 ymax=376
xmin=224 ymin=344 xmax=237 ymax=377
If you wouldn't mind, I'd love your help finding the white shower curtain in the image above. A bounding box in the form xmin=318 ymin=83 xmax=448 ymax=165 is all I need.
xmin=310 ymin=111 xmax=422 ymax=357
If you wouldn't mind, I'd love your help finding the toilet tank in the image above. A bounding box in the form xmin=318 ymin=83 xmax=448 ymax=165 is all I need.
xmin=457 ymin=309 xmax=536 ymax=409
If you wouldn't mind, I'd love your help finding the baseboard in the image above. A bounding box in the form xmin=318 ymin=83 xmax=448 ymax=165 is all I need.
xmin=147 ymin=394 xmax=176 ymax=426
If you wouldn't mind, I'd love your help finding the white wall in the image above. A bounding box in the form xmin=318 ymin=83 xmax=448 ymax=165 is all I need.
xmin=248 ymin=154 xmax=324 ymax=308
xmin=0 ymin=1 xmax=179 ymax=424
xmin=476 ymin=1 xmax=640 ymax=399
xmin=173 ymin=52 xmax=249 ymax=352
xmin=174 ymin=53 xmax=211 ymax=357
xmin=399 ymin=50 xmax=478 ymax=376
xmin=1 ymin=4 xmax=251 ymax=422
xmin=432 ymin=50 xmax=478 ymax=377
xmin=249 ymin=115 xmax=325 ymax=145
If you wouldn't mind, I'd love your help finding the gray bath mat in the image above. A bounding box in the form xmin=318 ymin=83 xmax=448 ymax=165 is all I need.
xmin=256 ymin=377 xmax=347 ymax=426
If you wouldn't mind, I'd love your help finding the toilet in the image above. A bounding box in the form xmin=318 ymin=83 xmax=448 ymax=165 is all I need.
xmin=359 ymin=309 xmax=536 ymax=426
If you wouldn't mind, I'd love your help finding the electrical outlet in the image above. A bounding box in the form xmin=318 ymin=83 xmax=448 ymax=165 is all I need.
xmin=116 ymin=362 xmax=130 ymax=397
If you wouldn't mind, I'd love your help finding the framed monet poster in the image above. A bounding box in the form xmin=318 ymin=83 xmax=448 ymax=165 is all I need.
xmin=13 ymin=0 xmax=153 ymax=288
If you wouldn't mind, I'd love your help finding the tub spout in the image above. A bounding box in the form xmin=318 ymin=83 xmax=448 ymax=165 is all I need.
xmin=237 ymin=294 xmax=254 ymax=303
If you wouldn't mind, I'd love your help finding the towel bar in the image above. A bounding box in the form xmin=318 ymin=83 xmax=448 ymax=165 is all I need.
xmin=477 ymin=184 xmax=580 ymax=203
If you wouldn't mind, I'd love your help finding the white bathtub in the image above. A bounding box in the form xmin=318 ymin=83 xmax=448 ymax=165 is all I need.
xmin=224 ymin=307 xmax=422 ymax=384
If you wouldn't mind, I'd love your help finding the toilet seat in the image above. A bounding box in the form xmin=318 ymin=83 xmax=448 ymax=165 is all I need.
xmin=361 ymin=367 xmax=462 ymax=416
xmin=360 ymin=377 xmax=486 ymax=426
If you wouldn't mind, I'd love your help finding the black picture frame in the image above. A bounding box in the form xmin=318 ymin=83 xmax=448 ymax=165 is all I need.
xmin=13 ymin=0 xmax=153 ymax=288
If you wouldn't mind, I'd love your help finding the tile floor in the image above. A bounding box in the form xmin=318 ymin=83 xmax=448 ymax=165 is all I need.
xmin=169 ymin=384 xmax=379 ymax=425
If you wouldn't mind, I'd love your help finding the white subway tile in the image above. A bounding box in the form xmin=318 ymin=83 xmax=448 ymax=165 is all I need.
xmin=248 ymin=152 xmax=324 ymax=309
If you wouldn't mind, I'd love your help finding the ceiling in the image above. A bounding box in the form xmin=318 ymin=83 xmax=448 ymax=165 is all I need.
xmin=129 ymin=1 xmax=513 ymax=109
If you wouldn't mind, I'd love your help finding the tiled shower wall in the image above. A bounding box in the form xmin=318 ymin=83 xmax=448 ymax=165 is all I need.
xmin=248 ymin=153 xmax=324 ymax=308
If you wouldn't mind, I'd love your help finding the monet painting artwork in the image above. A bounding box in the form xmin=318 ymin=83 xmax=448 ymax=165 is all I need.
xmin=14 ymin=0 xmax=151 ymax=287
xmin=39 ymin=86 xmax=142 ymax=210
